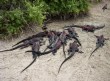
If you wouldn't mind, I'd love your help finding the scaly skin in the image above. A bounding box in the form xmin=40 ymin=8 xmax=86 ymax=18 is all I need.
xmin=58 ymin=41 xmax=83 ymax=73
xmin=89 ymin=35 xmax=109 ymax=59
xmin=59 ymin=30 xmax=68 ymax=58
xmin=21 ymin=55 xmax=37 ymax=73
xmin=12 ymin=32 xmax=47 ymax=47
xmin=0 ymin=41 xmax=30 ymax=52
xmin=21 ymin=41 xmax=41 ymax=73
xmin=58 ymin=51 xmax=75 ymax=73
xmin=43 ymin=30 xmax=59 ymax=52
xmin=47 ymin=30 xmax=58 ymax=45
xmin=65 ymin=27 xmax=81 ymax=46
xmin=0 ymin=37 xmax=43 ymax=52
xmin=26 ymin=39 xmax=62 ymax=56
xmin=43 ymin=30 xmax=67 ymax=57
xmin=64 ymin=24 xmax=105 ymax=32
xmin=26 ymin=32 xmax=68 ymax=57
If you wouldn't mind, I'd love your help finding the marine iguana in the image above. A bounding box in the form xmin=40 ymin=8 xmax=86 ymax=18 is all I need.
xmin=0 ymin=37 xmax=43 ymax=52
xmin=64 ymin=24 xmax=105 ymax=32
xmin=19 ymin=37 xmax=44 ymax=49
xmin=12 ymin=30 xmax=60 ymax=47
xmin=26 ymin=30 xmax=69 ymax=58
xmin=58 ymin=41 xmax=83 ymax=73
xmin=89 ymin=35 xmax=109 ymax=59
xmin=47 ymin=30 xmax=58 ymax=44
xmin=102 ymin=4 xmax=107 ymax=12
xmin=64 ymin=27 xmax=81 ymax=46
xmin=42 ymin=30 xmax=68 ymax=58
xmin=43 ymin=30 xmax=59 ymax=52
xmin=59 ymin=30 xmax=68 ymax=58
xmin=0 ymin=41 xmax=30 ymax=52
xmin=12 ymin=31 xmax=48 ymax=47
xmin=26 ymin=39 xmax=63 ymax=56
xmin=21 ymin=41 xmax=41 ymax=73
xmin=49 ymin=30 xmax=68 ymax=57
xmin=24 ymin=46 xmax=65 ymax=72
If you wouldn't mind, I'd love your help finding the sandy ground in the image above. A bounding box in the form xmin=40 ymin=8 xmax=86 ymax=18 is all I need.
xmin=0 ymin=0 xmax=110 ymax=81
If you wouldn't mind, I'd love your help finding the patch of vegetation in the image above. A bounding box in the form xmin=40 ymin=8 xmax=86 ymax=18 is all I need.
xmin=0 ymin=0 xmax=89 ymax=39
xmin=88 ymin=0 xmax=102 ymax=3
xmin=45 ymin=0 xmax=89 ymax=20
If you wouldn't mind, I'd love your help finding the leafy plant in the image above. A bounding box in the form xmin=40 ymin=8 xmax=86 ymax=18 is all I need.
xmin=0 ymin=9 xmax=25 ymax=36
xmin=0 ymin=0 xmax=90 ymax=39
xmin=24 ymin=0 xmax=48 ymax=25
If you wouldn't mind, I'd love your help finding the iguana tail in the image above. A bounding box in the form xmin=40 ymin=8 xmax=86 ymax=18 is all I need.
xmin=12 ymin=36 xmax=34 ymax=47
xmin=21 ymin=55 xmax=37 ymax=73
xmin=43 ymin=40 xmax=55 ymax=52
xmin=20 ymin=45 xmax=29 ymax=49
xmin=12 ymin=40 xmax=26 ymax=47
xmin=26 ymin=48 xmax=55 ymax=55
xmin=73 ymin=36 xmax=81 ymax=46
xmin=26 ymin=50 xmax=40 ymax=58
xmin=58 ymin=51 xmax=75 ymax=73
xmin=89 ymin=46 xmax=100 ymax=59
xmin=43 ymin=47 xmax=49 ymax=52
xmin=0 ymin=44 xmax=24 ymax=52
xmin=13 ymin=32 xmax=47 ymax=47
xmin=43 ymin=36 xmax=59 ymax=52
xmin=95 ymin=24 xmax=105 ymax=30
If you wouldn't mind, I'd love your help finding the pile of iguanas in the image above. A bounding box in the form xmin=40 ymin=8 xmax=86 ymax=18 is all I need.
xmin=0 ymin=4 xmax=109 ymax=73
xmin=0 ymin=23 xmax=109 ymax=73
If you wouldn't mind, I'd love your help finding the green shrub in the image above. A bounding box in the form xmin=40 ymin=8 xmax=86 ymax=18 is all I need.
xmin=45 ymin=0 xmax=89 ymax=15
xmin=0 ymin=9 xmax=25 ymax=36
xmin=0 ymin=0 xmax=89 ymax=39
xmin=88 ymin=0 xmax=102 ymax=3
xmin=24 ymin=0 xmax=48 ymax=25
xmin=0 ymin=0 xmax=47 ymax=38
